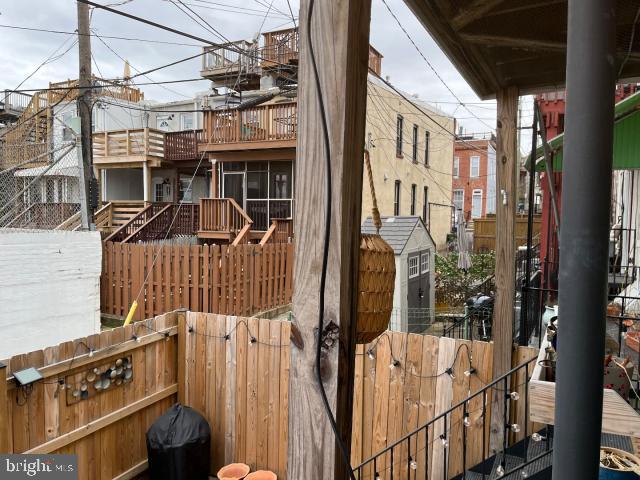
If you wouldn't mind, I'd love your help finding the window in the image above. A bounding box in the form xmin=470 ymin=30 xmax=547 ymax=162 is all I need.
xmin=424 ymin=131 xmax=430 ymax=166
xmin=453 ymin=156 xmax=460 ymax=178
xmin=470 ymin=156 xmax=480 ymax=178
xmin=453 ymin=189 xmax=464 ymax=214
xmin=394 ymin=180 xmax=401 ymax=216
xmin=472 ymin=189 xmax=483 ymax=218
xmin=396 ymin=115 xmax=404 ymax=157
xmin=408 ymin=256 xmax=419 ymax=278
xmin=180 ymin=113 xmax=194 ymax=130
xmin=422 ymin=186 xmax=429 ymax=227
xmin=412 ymin=124 xmax=418 ymax=162
xmin=421 ymin=251 xmax=430 ymax=274
xmin=410 ymin=184 xmax=417 ymax=215
xmin=156 ymin=116 xmax=171 ymax=132
xmin=61 ymin=112 xmax=74 ymax=141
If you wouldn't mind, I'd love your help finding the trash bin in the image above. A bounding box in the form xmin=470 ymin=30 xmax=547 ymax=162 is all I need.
xmin=146 ymin=403 xmax=211 ymax=480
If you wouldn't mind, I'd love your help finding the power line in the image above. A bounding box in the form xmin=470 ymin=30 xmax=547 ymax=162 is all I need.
xmin=0 ymin=24 xmax=202 ymax=47
xmin=378 ymin=0 xmax=495 ymax=132
xmin=7 ymin=77 xmax=208 ymax=94
xmin=168 ymin=0 xmax=294 ymax=20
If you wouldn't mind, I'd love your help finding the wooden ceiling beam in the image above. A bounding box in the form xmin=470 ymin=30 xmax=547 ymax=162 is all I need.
xmin=451 ymin=0 xmax=508 ymax=31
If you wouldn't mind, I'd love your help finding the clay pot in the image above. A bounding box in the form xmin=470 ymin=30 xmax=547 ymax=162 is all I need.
xmin=217 ymin=463 xmax=250 ymax=480
xmin=245 ymin=471 xmax=277 ymax=480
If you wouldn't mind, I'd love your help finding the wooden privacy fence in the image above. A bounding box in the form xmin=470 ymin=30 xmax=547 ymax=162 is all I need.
xmin=180 ymin=312 xmax=538 ymax=479
xmin=0 ymin=312 xmax=178 ymax=480
xmin=473 ymin=215 xmax=541 ymax=253
xmin=101 ymin=242 xmax=294 ymax=321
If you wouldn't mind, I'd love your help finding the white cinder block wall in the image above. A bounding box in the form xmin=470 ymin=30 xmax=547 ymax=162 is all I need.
xmin=0 ymin=230 xmax=102 ymax=358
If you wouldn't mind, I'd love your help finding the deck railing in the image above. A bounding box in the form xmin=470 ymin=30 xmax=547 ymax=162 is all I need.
xmin=203 ymin=102 xmax=297 ymax=145
xmin=164 ymin=129 xmax=204 ymax=161
xmin=123 ymin=203 xmax=200 ymax=243
xmin=261 ymin=28 xmax=299 ymax=67
xmin=1 ymin=90 xmax=32 ymax=112
xmin=202 ymin=40 xmax=259 ymax=74
xmin=355 ymin=355 xmax=547 ymax=480
xmin=93 ymin=128 xmax=164 ymax=160
xmin=199 ymin=198 xmax=253 ymax=241
xmin=260 ymin=218 xmax=294 ymax=245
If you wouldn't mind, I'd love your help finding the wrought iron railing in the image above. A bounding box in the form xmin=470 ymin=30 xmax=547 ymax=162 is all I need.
xmin=354 ymin=355 xmax=550 ymax=479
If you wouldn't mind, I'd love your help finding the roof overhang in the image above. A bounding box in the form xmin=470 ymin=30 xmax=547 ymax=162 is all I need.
xmin=403 ymin=0 xmax=640 ymax=99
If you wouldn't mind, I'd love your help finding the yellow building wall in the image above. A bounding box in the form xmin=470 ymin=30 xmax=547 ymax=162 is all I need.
xmin=363 ymin=80 xmax=455 ymax=249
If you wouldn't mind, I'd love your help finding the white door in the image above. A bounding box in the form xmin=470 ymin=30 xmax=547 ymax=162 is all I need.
xmin=471 ymin=189 xmax=483 ymax=218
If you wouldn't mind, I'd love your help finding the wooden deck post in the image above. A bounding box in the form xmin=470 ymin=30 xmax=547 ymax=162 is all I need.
xmin=0 ymin=362 xmax=9 ymax=453
xmin=176 ymin=309 xmax=187 ymax=405
xmin=490 ymin=86 xmax=519 ymax=452
xmin=287 ymin=0 xmax=372 ymax=479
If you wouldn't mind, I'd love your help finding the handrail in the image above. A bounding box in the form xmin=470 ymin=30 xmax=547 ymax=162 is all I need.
xmin=355 ymin=354 xmax=541 ymax=478
xmin=103 ymin=204 xmax=154 ymax=242
xmin=123 ymin=204 xmax=172 ymax=243
xmin=228 ymin=198 xmax=252 ymax=225
xmin=259 ymin=222 xmax=277 ymax=246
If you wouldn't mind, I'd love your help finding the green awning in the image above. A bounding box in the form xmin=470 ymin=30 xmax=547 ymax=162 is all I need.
xmin=532 ymin=90 xmax=640 ymax=172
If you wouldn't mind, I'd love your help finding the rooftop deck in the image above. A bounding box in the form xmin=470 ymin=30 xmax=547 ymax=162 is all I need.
xmin=92 ymin=128 xmax=165 ymax=167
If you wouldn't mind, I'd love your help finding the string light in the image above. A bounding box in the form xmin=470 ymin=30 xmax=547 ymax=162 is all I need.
xmin=463 ymin=413 xmax=471 ymax=427
xmin=409 ymin=457 xmax=418 ymax=470
xmin=509 ymin=391 xmax=520 ymax=401
xmin=131 ymin=334 xmax=141 ymax=344
xmin=464 ymin=367 xmax=476 ymax=377
xmin=389 ymin=359 xmax=401 ymax=370
xmin=521 ymin=470 xmax=529 ymax=478
xmin=88 ymin=349 xmax=94 ymax=358
xmin=531 ymin=432 xmax=544 ymax=442
xmin=445 ymin=367 xmax=456 ymax=379
xmin=496 ymin=464 xmax=505 ymax=477
xmin=509 ymin=423 xmax=521 ymax=433
xmin=440 ymin=435 xmax=449 ymax=448
xmin=164 ymin=332 xmax=171 ymax=341
xmin=188 ymin=326 xmax=194 ymax=333
xmin=249 ymin=336 xmax=257 ymax=346
xmin=367 ymin=349 xmax=375 ymax=360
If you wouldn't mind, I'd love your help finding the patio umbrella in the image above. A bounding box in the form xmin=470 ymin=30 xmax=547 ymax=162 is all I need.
xmin=457 ymin=214 xmax=472 ymax=271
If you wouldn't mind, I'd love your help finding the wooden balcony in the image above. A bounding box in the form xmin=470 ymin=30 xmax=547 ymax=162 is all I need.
xmin=200 ymin=102 xmax=297 ymax=152
xmin=259 ymin=218 xmax=294 ymax=245
xmin=201 ymin=41 xmax=261 ymax=89
xmin=261 ymin=28 xmax=299 ymax=69
xmin=198 ymin=198 xmax=253 ymax=245
xmin=93 ymin=128 xmax=165 ymax=167
xmin=164 ymin=129 xmax=204 ymax=162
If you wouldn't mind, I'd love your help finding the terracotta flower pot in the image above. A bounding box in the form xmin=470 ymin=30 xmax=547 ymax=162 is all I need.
xmin=245 ymin=470 xmax=277 ymax=480
xmin=217 ymin=463 xmax=250 ymax=480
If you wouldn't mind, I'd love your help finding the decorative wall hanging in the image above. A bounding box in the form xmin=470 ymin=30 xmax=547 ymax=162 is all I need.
xmin=65 ymin=355 xmax=133 ymax=405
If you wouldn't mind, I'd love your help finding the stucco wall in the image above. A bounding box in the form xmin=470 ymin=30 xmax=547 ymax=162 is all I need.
xmin=0 ymin=230 xmax=102 ymax=358
xmin=364 ymin=79 xmax=455 ymax=249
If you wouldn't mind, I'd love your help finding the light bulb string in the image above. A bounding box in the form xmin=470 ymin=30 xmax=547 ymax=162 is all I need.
xmin=356 ymin=393 xmax=536 ymax=480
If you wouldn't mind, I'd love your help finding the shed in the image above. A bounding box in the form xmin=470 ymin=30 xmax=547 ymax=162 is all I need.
xmin=362 ymin=216 xmax=436 ymax=333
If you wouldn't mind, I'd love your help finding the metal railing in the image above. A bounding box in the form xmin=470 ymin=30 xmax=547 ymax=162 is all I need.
xmin=1 ymin=90 xmax=32 ymax=112
xmin=354 ymin=355 xmax=549 ymax=479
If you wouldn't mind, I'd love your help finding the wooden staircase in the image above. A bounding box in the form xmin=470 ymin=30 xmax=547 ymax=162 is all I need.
xmin=94 ymin=201 xmax=146 ymax=234
xmin=259 ymin=218 xmax=294 ymax=245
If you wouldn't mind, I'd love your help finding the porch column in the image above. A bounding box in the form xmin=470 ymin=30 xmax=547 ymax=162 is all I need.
xmin=288 ymin=0 xmax=372 ymax=478
xmin=553 ymin=1 xmax=616 ymax=479
xmin=143 ymin=161 xmax=151 ymax=202
xmin=210 ymin=159 xmax=219 ymax=197
xmin=490 ymin=85 xmax=518 ymax=452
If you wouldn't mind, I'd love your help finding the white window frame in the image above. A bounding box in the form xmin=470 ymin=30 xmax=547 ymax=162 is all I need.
xmin=471 ymin=189 xmax=483 ymax=218
xmin=453 ymin=156 xmax=460 ymax=178
xmin=408 ymin=256 xmax=419 ymax=279
xmin=180 ymin=113 xmax=194 ymax=130
xmin=453 ymin=188 xmax=464 ymax=212
xmin=470 ymin=156 xmax=480 ymax=178
xmin=421 ymin=251 xmax=430 ymax=274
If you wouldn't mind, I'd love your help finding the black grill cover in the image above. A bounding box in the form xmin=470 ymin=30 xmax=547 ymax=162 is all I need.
xmin=146 ymin=403 xmax=211 ymax=480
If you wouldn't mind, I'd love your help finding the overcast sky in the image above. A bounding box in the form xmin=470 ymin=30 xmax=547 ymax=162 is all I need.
xmin=0 ymin=0 xmax=535 ymax=140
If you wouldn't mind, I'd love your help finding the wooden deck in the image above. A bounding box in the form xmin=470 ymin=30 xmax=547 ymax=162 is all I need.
xmin=164 ymin=129 xmax=204 ymax=162
xmin=198 ymin=198 xmax=253 ymax=245
xmin=200 ymin=102 xmax=297 ymax=152
xmin=93 ymin=128 xmax=165 ymax=167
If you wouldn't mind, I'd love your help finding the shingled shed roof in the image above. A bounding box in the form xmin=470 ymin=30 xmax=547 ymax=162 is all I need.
xmin=403 ymin=0 xmax=640 ymax=98
xmin=361 ymin=216 xmax=433 ymax=255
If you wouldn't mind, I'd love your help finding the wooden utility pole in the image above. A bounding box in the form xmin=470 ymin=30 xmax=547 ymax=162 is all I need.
xmin=490 ymin=86 xmax=519 ymax=452
xmin=77 ymin=0 xmax=94 ymax=229
xmin=287 ymin=0 xmax=372 ymax=478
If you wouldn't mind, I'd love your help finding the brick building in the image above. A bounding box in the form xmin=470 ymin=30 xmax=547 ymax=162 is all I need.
xmin=452 ymin=136 xmax=496 ymax=222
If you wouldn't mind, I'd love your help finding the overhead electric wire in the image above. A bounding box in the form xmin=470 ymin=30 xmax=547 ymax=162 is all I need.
xmin=7 ymin=77 xmax=208 ymax=94
xmin=0 ymin=24 xmax=203 ymax=47
xmin=378 ymin=0 xmax=495 ymax=132
xmin=169 ymin=0 xmax=293 ymax=20
xmin=168 ymin=0 xmax=230 ymax=44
